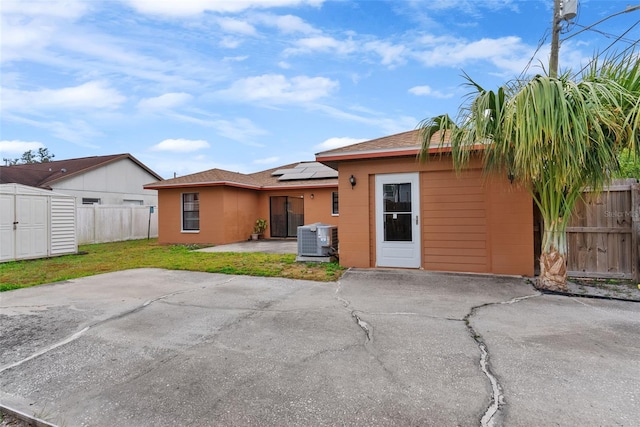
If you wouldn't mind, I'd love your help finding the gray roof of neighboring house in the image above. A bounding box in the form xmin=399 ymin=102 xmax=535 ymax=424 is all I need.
xmin=0 ymin=153 xmax=163 ymax=188
xmin=144 ymin=161 xmax=338 ymax=190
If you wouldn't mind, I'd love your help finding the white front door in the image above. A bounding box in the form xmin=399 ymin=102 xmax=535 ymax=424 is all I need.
xmin=376 ymin=173 xmax=421 ymax=268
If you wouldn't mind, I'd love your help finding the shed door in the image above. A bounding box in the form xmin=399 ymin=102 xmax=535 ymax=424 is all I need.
xmin=0 ymin=194 xmax=15 ymax=262
xmin=15 ymin=195 xmax=48 ymax=259
xmin=376 ymin=173 xmax=421 ymax=268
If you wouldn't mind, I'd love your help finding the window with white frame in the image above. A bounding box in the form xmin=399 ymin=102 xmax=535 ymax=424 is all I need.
xmin=182 ymin=193 xmax=200 ymax=231
xmin=332 ymin=191 xmax=339 ymax=215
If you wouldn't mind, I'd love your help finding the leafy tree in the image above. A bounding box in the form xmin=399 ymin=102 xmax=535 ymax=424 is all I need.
xmin=4 ymin=148 xmax=55 ymax=165
xmin=419 ymin=54 xmax=639 ymax=291
xmin=615 ymin=149 xmax=640 ymax=179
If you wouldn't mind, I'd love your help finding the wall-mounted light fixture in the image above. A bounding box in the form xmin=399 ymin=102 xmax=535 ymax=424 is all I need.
xmin=349 ymin=175 xmax=357 ymax=189
xmin=507 ymin=171 xmax=515 ymax=184
xmin=310 ymin=193 xmax=314 ymax=199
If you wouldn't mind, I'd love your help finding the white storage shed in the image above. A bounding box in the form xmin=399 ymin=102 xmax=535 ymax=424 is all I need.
xmin=0 ymin=183 xmax=77 ymax=262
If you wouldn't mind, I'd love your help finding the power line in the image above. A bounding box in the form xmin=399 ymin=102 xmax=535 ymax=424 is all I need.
xmin=572 ymin=19 xmax=640 ymax=78
xmin=518 ymin=28 xmax=551 ymax=80
xmin=561 ymin=4 xmax=640 ymax=42
xmin=568 ymin=23 xmax=638 ymax=45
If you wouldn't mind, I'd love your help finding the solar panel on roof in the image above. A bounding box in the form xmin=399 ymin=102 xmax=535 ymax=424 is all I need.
xmin=311 ymin=170 xmax=338 ymax=179
xmin=278 ymin=172 xmax=316 ymax=181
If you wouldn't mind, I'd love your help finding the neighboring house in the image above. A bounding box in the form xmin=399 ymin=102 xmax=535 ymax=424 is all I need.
xmin=144 ymin=162 xmax=339 ymax=245
xmin=315 ymin=129 xmax=534 ymax=276
xmin=0 ymin=153 xmax=162 ymax=206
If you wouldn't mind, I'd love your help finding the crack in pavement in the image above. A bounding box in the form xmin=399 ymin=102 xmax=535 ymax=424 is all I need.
xmin=335 ymin=273 xmax=546 ymax=427
xmin=464 ymin=291 xmax=541 ymax=427
xmin=0 ymin=279 xmax=236 ymax=374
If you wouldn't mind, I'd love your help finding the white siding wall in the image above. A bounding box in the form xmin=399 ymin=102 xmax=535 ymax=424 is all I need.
xmin=52 ymin=158 xmax=159 ymax=206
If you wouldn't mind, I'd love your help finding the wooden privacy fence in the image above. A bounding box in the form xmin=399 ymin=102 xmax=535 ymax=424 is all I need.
xmin=76 ymin=205 xmax=158 ymax=245
xmin=567 ymin=178 xmax=640 ymax=281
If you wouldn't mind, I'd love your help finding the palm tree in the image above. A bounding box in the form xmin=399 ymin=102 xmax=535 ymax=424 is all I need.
xmin=419 ymin=54 xmax=640 ymax=291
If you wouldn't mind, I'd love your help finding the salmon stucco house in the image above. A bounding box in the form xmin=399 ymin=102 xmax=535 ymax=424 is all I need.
xmin=315 ymin=129 xmax=534 ymax=276
xmin=144 ymin=162 xmax=339 ymax=245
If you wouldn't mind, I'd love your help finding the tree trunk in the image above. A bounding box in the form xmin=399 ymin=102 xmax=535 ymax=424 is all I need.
xmin=537 ymin=218 xmax=569 ymax=292
xmin=538 ymin=249 xmax=569 ymax=291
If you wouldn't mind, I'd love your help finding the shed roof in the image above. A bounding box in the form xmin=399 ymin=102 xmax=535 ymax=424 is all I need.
xmin=0 ymin=154 xmax=163 ymax=188
xmin=144 ymin=161 xmax=338 ymax=190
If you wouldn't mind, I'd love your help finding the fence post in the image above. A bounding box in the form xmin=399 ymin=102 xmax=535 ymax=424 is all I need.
xmin=632 ymin=183 xmax=640 ymax=282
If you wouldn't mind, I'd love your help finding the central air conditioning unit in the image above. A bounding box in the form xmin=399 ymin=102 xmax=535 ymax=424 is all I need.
xmin=297 ymin=223 xmax=338 ymax=257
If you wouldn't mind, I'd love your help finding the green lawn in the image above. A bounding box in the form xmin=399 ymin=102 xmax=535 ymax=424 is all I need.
xmin=0 ymin=239 xmax=345 ymax=292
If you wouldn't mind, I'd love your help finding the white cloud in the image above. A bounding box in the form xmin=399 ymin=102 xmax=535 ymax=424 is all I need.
xmin=254 ymin=13 xmax=319 ymax=34
xmin=152 ymin=157 xmax=250 ymax=177
xmin=211 ymin=118 xmax=267 ymax=143
xmin=165 ymin=113 xmax=267 ymax=146
xmin=1 ymin=114 xmax=101 ymax=147
xmin=285 ymin=35 xmax=357 ymax=56
xmin=0 ymin=0 xmax=88 ymax=63
xmin=314 ymin=137 xmax=366 ymax=150
xmin=1 ymin=81 xmax=126 ymax=112
xmin=218 ymin=74 xmax=338 ymax=104
xmin=364 ymin=41 xmax=407 ymax=67
xmin=123 ymin=0 xmax=325 ymax=16
xmin=412 ymin=35 xmax=532 ymax=74
xmin=0 ymin=0 xmax=89 ymax=19
xmin=408 ymin=85 xmax=453 ymax=99
xmin=312 ymin=104 xmax=418 ymax=136
xmin=137 ymin=93 xmax=193 ymax=111
xmin=253 ymin=156 xmax=280 ymax=165
xmin=216 ymin=17 xmax=257 ymax=35
xmin=223 ymin=55 xmax=249 ymax=62
xmin=220 ymin=37 xmax=241 ymax=48
xmin=0 ymin=140 xmax=45 ymax=155
xmin=151 ymin=138 xmax=210 ymax=152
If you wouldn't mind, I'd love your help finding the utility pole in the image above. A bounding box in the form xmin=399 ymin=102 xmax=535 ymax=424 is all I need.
xmin=549 ymin=0 xmax=561 ymax=78
xmin=550 ymin=1 xmax=640 ymax=78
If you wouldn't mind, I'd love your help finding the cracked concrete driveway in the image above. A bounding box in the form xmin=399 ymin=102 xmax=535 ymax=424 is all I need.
xmin=1 ymin=268 xmax=639 ymax=427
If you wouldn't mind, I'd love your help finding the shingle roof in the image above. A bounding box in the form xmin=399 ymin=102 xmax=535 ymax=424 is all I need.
xmin=0 ymin=154 xmax=162 ymax=188
xmin=316 ymin=129 xmax=423 ymax=156
xmin=144 ymin=161 xmax=338 ymax=190
xmin=314 ymin=129 xmax=450 ymax=168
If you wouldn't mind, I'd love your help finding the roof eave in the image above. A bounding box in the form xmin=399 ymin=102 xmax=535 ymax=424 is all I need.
xmin=315 ymin=144 xmax=484 ymax=164
xmin=144 ymin=181 xmax=337 ymax=191
xmin=144 ymin=181 xmax=261 ymax=190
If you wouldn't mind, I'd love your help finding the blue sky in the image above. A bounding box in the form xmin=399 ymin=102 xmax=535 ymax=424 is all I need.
xmin=1 ymin=0 xmax=639 ymax=179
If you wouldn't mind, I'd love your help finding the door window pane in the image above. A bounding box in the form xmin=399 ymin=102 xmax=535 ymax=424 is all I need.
xmin=384 ymin=213 xmax=412 ymax=241
xmin=383 ymin=182 xmax=412 ymax=241
xmin=383 ymin=183 xmax=411 ymax=212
